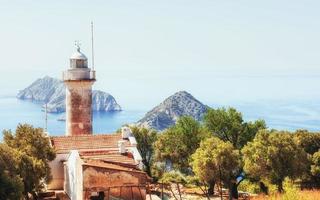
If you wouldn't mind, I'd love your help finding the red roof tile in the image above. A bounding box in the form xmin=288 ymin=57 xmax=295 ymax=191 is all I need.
xmin=80 ymin=151 xmax=136 ymax=165
xmin=50 ymin=134 xmax=139 ymax=168
xmin=50 ymin=134 xmax=132 ymax=153
xmin=83 ymin=159 xmax=146 ymax=174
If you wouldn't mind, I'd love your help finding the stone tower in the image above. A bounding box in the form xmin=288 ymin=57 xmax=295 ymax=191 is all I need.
xmin=63 ymin=45 xmax=95 ymax=136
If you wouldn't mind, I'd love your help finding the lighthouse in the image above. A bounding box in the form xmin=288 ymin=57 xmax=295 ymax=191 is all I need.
xmin=63 ymin=43 xmax=95 ymax=136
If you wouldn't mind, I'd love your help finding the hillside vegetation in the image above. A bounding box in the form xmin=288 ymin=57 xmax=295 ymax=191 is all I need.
xmin=133 ymin=107 xmax=320 ymax=199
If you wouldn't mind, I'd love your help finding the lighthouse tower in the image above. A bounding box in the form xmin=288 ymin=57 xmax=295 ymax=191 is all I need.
xmin=63 ymin=44 xmax=95 ymax=136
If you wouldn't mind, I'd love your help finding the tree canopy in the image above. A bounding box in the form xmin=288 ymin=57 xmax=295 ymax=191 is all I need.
xmin=311 ymin=150 xmax=320 ymax=178
xmin=204 ymin=107 xmax=266 ymax=149
xmin=242 ymin=130 xmax=308 ymax=192
xmin=154 ymin=116 xmax=209 ymax=171
xmin=294 ymin=130 xmax=320 ymax=155
xmin=130 ymin=126 xmax=157 ymax=176
xmin=191 ymin=136 xmax=241 ymax=199
xmin=0 ymin=143 xmax=24 ymax=200
xmin=2 ymin=124 xmax=56 ymax=199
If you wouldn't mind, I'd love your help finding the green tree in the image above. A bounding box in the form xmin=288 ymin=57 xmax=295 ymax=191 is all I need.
xmin=191 ymin=137 xmax=241 ymax=200
xmin=311 ymin=150 xmax=320 ymax=177
xmin=204 ymin=107 xmax=266 ymax=149
xmin=130 ymin=126 xmax=157 ymax=176
xmin=0 ymin=143 xmax=24 ymax=200
xmin=3 ymin=124 xmax=56 ymax=199
xmin=294 ymin=130 xmax=320 ymax=185
xmin=242 ymin=130 xmax=308 ymax=192
xmin=154 ymin=116 xmax=209 ymax=171
xmin=294 ymin=130 xmax=320 ymax=155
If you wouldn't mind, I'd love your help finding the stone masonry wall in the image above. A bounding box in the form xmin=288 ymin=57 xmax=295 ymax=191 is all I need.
xmin=65 ymin=81 xmax=94 ymax=136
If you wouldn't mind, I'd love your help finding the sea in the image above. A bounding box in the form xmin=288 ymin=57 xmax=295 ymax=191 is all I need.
xmin=0 ymin=96 xmax=146 ymax=138
xmin=0 ymin=96 xmax=320 ymax=140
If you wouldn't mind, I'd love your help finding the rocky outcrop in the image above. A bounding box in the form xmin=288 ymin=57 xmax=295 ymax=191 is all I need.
xmin=137 ymin=91 xmax=208 ymax=131
xmin=17 ymin=76 xmax=122 ymax=113
xmin=17 ymin=76 xmax=62 ymax=102
xmin=92 ymin=90 xmax=121 ymax=111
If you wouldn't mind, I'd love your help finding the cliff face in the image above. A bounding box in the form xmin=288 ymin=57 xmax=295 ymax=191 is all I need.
xmin=92 ymin=90 xmax=122 ymax=111
xmin=137 ymin=91 xmax=208 ymax=131
xmin=17 ymin=76 xmax=62 ymax=102
xmin=17 ymin=76 xmax=122 ymax=113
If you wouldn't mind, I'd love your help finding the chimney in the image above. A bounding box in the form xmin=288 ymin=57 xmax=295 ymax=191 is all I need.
xmin=121 ymin=127 xmax=132 ymax=139
xmin=118 ymin=140 xmax=126 ymax=154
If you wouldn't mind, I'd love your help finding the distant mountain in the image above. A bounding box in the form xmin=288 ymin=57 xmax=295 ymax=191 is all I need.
xmin=17 ymin=76 xmax=122 ymax=113
xmin=137 ymin=91 xmax=208 ymax=131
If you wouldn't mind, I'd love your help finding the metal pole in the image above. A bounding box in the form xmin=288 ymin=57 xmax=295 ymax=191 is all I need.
xmin=91 ymin=21 xmax=95 ymax=70
xmin=45 ymin=103 xmax=48 ymax=132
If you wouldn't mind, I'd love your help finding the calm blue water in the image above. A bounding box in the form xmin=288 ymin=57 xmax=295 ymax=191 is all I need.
xmin=0 ymin=97 xmax=146 ymax=138
xmin=0 ymin=97 xmax=319 ymax=140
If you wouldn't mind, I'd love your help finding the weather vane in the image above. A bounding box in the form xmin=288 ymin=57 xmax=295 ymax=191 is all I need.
xmin=74 ymin=40 xmax=81 ymax=52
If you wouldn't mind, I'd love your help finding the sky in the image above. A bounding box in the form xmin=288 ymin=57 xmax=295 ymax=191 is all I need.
xmin=0 ymin=0 xmax=320 ymax=110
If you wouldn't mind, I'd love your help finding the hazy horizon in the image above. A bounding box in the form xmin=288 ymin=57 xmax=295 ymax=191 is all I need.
xmin=1 ymin=0 xmax=320 ymax=110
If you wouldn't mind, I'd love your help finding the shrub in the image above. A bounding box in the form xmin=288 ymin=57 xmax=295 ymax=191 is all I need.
xmin=282 ymin=178 xmax=299 ymax=200
xmin=238 ymin=180 xmax=261 ymax=194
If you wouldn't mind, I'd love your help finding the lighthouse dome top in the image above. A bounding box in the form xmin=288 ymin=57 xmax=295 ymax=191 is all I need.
xmin=70 ymin=46 xmax=87 ymax=60
xmin=69 ymin=43 xmax=88 ymax=69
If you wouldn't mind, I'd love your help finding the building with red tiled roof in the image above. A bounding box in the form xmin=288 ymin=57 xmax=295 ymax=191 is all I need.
xmin=47 ymin=131 xmax=149 ymax=200
xmin=45 ymin=46 xmax=149 ymax=200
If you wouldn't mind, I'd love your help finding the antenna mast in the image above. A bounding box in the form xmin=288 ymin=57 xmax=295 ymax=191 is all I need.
xmin=91 ymin=21 xmax=95 ymax=70
xmin=45 ymin=103 xmax=48 ymax=132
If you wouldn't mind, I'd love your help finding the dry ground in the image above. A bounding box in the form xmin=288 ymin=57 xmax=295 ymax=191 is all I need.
xmin=151 ymin=184 xmax=250 ymax=200
xmin=151 ymin=183 xmax=320 ymax=200
xmin=251 ymin=190 xmax=320 ymax=200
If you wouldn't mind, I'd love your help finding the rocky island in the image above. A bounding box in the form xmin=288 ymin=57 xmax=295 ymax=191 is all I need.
xmin=17 ymin=76 xmax=122 ymax=113
xmin=137 ymin=91 xmax=208 ymax=131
